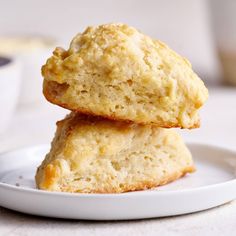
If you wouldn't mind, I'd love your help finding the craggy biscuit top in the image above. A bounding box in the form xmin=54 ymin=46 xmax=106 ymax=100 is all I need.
xmin=43 ymin=24 xmax=207 ymax=103
xmin=42 ymin=23 xmax=208 ymax=128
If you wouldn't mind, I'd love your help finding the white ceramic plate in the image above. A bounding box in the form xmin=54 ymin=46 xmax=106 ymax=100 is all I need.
xmin=0 ymin=144 xmax=236 ymax=220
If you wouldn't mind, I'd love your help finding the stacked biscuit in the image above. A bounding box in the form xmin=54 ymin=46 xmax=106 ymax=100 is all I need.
xmin=35 ymin=24 xmax=208 ymax=193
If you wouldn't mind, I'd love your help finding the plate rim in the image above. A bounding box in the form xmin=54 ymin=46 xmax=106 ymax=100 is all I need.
xmin=0 ymin=142 xmax=236 ymax=198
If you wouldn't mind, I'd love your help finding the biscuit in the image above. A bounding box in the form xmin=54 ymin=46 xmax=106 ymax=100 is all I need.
xmin=42 ymin=23 xmax=208 ymax=129
xmin=35 ymin=112 xmax=195 ymax=193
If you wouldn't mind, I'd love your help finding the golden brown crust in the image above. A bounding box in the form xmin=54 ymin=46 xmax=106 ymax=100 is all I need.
xmin=41 ymin=164 xmax=59 ymax=189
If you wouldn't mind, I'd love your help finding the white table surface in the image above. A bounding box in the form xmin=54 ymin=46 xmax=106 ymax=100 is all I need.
xmin=0 ymin=87 xmax=236 ymax=236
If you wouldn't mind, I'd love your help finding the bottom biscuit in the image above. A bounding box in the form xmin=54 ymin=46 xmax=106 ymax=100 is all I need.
xmin=35 ymin=113 xmax=195 ymax=193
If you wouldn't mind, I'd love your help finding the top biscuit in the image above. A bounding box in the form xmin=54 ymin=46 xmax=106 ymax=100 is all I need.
xmin=42 ymin=23 xmax=208 ymax=128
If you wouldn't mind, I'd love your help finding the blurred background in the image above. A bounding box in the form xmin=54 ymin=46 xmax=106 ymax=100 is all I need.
xmin=0 ymin=0 xmax=235 ymax=151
